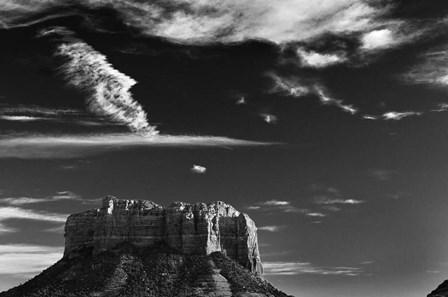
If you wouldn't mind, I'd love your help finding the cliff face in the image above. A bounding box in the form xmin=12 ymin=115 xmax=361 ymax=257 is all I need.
xmin=64 ymin=196 xmax=263 ymax=276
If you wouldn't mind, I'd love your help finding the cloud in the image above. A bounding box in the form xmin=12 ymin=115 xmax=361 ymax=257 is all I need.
xmin=315 ymin=198 xmax=364 ymax=205
xmin=0 ymin=191 xmax=81 ymax=205
xmin=260 ymin=200 xmax=290 ymax=206
xmin=269 ymin=74 xmax=358 ymax=115
xmin=403 ymin=47 xmax=448 ymax=88
xmin=261 ymin=113 xmax=278 ymax=124
xmin=0 ymin=105 xmax=82 ymax=117
xmin=247 ymin=200 xmax=324 ymax=217
xmin=296 ymin=48 xmax=345 ymax=68
xmin=56 ymin=40 xmax=158 ymax=135
xmin=361 ymin=29 xmax=395 ymax=50
xmin=0 ymin=244 xmax=63 ymax=276
xmin=0 ymin=105 xmax=121 ymax=126
xmin=0 ymin=133 xmax=270 ymax=159
xmin=382 ymin=111 xmax=422 ymax=120
xmin=1 ymin=0 xmax=398 ymax=45
xmin=0 ymin=206 xmax=68 ymax=234
xmin=258 ymin=225 xmax=287 ymax=232
xmin=191 ymin=164 xmax=207 ymax=174
xmin=263 ymin=261 xmax=363 ymax=276
xmin=0 ymin=207 xmax=68 ymax=223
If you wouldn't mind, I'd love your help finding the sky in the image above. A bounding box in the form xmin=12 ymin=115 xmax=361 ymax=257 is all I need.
xmin=1 ymin=0 xmax=448 ymax=296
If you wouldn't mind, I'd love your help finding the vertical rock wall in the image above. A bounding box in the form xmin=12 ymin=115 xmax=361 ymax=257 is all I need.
xmin=64 ymin=196 xmax=263 ymax=276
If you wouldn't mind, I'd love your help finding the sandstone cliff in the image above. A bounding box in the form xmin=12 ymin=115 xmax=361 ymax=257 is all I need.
xmin=64 ymin=196 xmax=263 ymax=276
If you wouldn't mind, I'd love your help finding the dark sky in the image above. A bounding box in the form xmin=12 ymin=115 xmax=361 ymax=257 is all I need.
xmin=1 ymin=1 xmax=448 ymax=296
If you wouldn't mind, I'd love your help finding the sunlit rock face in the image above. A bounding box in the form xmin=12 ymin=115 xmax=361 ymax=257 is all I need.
xmin=64 ymin=196 xmax=263 ymax=276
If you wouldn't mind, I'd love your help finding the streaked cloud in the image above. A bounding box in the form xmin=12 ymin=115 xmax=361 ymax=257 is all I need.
xmin=0 ymin=191 xmax=81 ymax=205
xmin=247 ymin=200 xmax=324 ymax=218
xmin=258 ymin=225 xmax=287 ymax=232
xmin=0 ymin=244 xmax=63 ymax=276
xmin=0 ymin=133 xmax=270 ymax=159
xmin=0 ymin=207 xmax=68 ymax=223
xmin=269 ymin=74 xmax=358 ymax=115
xmin=315 ymin=198 xmax=364 ymax=205
xmin=263 ymin=261 xmax=363 ymax=276
xmin=0 ymin=105 xmax=119 ymax=126
xmin=403 ymin=46 xmax=448 ymax=88
xmin=56 ymin=39 xmax=158 ymax=135
xmin=260 ymin=200 xmax=291 ymax=206
xmin=382 ymin=111 xmax=422 ymax=120
xmin=0 ymin=206 xmax=68 ymax=235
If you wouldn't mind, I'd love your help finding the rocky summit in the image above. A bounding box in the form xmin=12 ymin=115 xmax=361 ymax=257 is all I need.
xmin=0 ymin=197 xmax=292 ymax=297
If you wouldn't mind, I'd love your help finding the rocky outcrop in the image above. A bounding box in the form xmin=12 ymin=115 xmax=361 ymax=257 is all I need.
xmin=428 ymin=280 xmax=448 ymax=296
xmin=64 ymin=196 xmax=263 ymax=276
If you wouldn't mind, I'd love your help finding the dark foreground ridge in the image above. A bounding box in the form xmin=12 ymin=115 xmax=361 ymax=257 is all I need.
xmin=428 ymin=280 xmax=448 ymax=297
xmin=0 ymin=197 xmax=292 ymax=297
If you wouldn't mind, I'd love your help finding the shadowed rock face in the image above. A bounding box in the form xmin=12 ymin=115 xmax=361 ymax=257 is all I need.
xmin=64 ymin=196 xmax=263 ymax=276
xmin=428 ymin=280 xmax=448 ymax=296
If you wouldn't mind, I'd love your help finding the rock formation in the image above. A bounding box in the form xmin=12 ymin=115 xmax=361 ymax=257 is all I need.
xmin=428 ymin=280 xmax=448 ymax=296
xmin=64 ymin=196 xmax=263 ymax=276
xmin=0 ymin=197 xmax=292 ymax=297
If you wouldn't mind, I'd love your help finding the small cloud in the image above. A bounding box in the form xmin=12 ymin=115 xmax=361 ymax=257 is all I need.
xmin=360 ymin=261 xmax=375 ymax=265
xmin=263 ymin=262 xmax=363 ymax=276
xmin=258 ymin=225 xmax=287 ymax=232
xmin=296 ymin=48 xmax=345 ymax=68
xmin=306 ymin=212 xmax=326 ymax=217
xmin=261 ymin=113 xmax=278 ymax=124
xmin=191 ymin=164 xmax=207 ymax=174
xmin=260 ymin=200 xmax=290 ymax=206
xmin=361 ymin=29 xmax=394 ymax=50
xmin=236 ymin=96 xmax=246 ymax=105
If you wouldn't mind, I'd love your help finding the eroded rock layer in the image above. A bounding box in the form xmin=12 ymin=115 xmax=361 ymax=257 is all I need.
xmin=64 ymin=196 xmax=263 ymax=276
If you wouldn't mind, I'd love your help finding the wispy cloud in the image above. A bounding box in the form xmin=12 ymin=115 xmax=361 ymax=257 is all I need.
xmin=55 ymin=39 xmax=158 ymax=135
xmin=403 ymin=46 xmax=448 ymax=88
xmin=263 ymin=261 xmax=363 ymax=276
xmin=0 ymin=206 xmax=68 ymax=234
xmin=269 ymin=74 xmax=358 ymax=115
xmin=0 ymin=207 xmax=68 ymax=223
xmin=0 ymin=244 xmax=63 ymax=276
xmin=314 ymin=198 xmax=364 ymax=205
xmin=0 ymin=191 xmax=81 ymax=205
xmin=247 ymin=200 xmax=324 ymax=218
xmin=258 ymin=225 xmax=287 ymax=232
xmin=0 ymin=105 xmax=120 ymax=126
xmin=0 ymin=133 xmax=270 ymax=159
xmin=382 ymin=111 xmax=422 ymax=120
